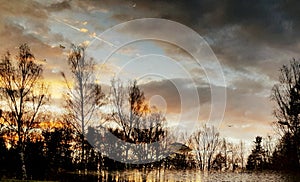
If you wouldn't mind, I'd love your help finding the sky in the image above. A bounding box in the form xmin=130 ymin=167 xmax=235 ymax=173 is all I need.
xmin=1 ymin=0 xmax=300 ymax=145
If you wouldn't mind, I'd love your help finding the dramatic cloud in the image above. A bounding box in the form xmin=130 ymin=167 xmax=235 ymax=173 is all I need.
xmin=0 ymin=0 xmax=299 ymax=143
xmin=141 ymin=78 xmax=211 ymax=114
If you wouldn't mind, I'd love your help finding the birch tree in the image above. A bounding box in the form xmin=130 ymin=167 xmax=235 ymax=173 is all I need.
xmin=192 ymin=125 xmax=220 ymax=171
xmin=0 ymin=44 xmax=48 ymax=179
xmin=62 ymin=44 xmax=105 ymax=169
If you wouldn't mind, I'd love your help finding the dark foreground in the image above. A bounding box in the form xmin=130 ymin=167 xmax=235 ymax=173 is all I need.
xmin=20 ymin=169 xmax=299 ymax=182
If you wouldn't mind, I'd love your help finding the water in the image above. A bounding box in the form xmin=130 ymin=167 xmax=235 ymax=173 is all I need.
xmin=62 ymin=169 xmax=300 ymax=182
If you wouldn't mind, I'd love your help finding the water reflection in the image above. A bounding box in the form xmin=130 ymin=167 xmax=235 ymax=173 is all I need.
xmin=64 ymin=169 xmax=300 ymax=182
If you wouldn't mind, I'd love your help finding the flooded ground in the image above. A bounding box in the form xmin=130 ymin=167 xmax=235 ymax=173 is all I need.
xmin=62 ymin=169 xmax=300 ymax=182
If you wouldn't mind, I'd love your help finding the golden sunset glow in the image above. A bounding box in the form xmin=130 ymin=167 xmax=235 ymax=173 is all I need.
xmin=0 ymin=1 xmax=300 ymax=181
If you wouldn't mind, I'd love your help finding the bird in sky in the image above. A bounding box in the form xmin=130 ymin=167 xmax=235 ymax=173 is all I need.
xmin=59 ymin=44 xmax=66 ymax=49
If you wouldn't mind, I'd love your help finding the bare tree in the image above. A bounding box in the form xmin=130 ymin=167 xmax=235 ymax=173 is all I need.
xmin=62 ymin=44 xmax=105 ymax=169
xmin=177 ymin=131 xmax=194 ymax=168
xmin=0 ymin=44 xmax=49 ymax=179
xmin=221 ymin=138 xmax=228 ymax=169
xmin=263 ymin=135 xmax=274 ymax=165
xmin=272 ymin=59 xmax=300 ymax=136
xmin=192 ymin=125 xmax=220 ymax=171
xmin=227 ymin=142 xmax=239 ymax=171
xmin=240 ymin=140 xmax=245 ymax=170
xmin=271 ymin=59 xmax=300 ymax=169
xmin=110 ymin=79 xmax=146 ymax=160
xmin=139 ymin=110 xmax=166 ymax=161
xmin=109 ymin=79 xmax=167 ymax=163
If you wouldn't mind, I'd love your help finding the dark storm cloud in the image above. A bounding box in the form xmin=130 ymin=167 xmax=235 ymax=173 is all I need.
xmin=49 ymin=0 xmax=300 ymax=48
xmin=96 ymin=0 xmax=300 ymax=39
xmin=157 ymin=0 xmax=299 ymax=42
xmin=72 ymin=0 xmax=300 ymax=81
xmin=164 ymin=0 xmax=300 ymax=82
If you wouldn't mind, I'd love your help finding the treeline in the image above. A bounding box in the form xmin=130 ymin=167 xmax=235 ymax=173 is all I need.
xmin=246 ymin=60 xmax=300 ymax=172
xmin=0 ymin=44 xmax=299 ymax=180
xmin=0 ymin=44 xmax=245 ymax=180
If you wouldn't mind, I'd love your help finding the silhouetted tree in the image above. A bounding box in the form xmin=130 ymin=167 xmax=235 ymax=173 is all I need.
xmin=85 ymin=126 xmax=103 ymax=171
xmin=110 ymin=80 xmax=147 ymax=156
xmin=192 ymin=125 xmax=220 ymax=171
xmin=62 ymin=44 xmax=105 ymax=170
xmin=272 ymin=132 xmax=298 ymax=170
xmin=0 ymin=130 xmax=8 ymax=177
xmin=246 ymin=136 xmax=266 ymax=170
xmin=25 ymin=138 xmax=45 ymax=180
xmin=271 ymin=59 xmax=300 ymax=170
xmin=43 ymin=127 xmax=75 ymax=175
xmin=109 ymin=79 xmax=167 ymax=164
xmin=0 ymin=44 xmax=49 ymax=179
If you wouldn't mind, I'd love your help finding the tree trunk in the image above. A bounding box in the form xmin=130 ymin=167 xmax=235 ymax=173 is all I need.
xmin=18 ymin=132 xmax=27 ymax=180
xmin=81 ymin=134 xmax=86 ymax=172
xmin=20 ymin=148 xmax=27 ymax=180
xmin=208 ymin=157 xmax=211 ymax=171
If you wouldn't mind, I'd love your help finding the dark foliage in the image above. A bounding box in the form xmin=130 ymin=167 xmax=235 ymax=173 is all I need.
xmin=246 ymin=136 xmax=270 ymax=171
xmin=271 ymin=59 xmax=300 ymax=171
